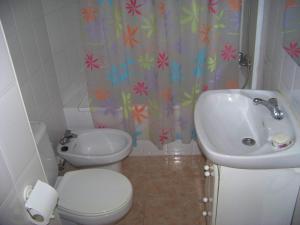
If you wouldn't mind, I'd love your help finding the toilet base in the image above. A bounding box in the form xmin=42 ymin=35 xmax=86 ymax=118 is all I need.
xmin=99 ymin=161 xmax=121 ymax=172
xmin=60 ymin=217 xmax=77 ymax=225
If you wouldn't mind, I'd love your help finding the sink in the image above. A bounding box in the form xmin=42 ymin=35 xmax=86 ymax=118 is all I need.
xmin=194 ymin=89 xmax=300 ymax=169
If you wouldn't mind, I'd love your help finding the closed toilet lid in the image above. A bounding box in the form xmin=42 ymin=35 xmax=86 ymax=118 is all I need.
xmin=56 ymin=169 xmax=133 ymax=216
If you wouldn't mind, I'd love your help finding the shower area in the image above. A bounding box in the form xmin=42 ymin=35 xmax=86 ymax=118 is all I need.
xmin=45 ymin=0 xmax=257 ymax=155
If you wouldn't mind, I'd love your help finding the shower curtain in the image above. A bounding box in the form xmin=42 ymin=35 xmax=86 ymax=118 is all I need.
xmin=80 ymin=0 xmax=242 ymax=148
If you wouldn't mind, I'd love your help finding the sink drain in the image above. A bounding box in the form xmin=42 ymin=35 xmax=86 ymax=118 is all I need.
xmin=242 ymin=138 xmax=256 ymax=146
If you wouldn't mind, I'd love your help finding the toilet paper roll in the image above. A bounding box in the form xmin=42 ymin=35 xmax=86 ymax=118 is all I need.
xmin=25 ymin=180 xmax=58 ymax=225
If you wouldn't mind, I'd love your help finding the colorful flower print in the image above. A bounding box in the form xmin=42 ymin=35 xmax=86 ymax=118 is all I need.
xmin=124 ymin=25 xmax=139 ymax=48
xmin=161 ymin=88 xmax=172 ymax=102
xmin=181 ymin=85 xmax=200 ymax=107
xmin=114 ymin=8 xmax=123 ymax=38
xmin=207 ymin=54 xmax=217 ymax=72
xmin=141 ymin=16 xmax=156 ymax=38
xmin=180 ymin=1 xmax=202 ymax=33
xmin=286 ymin=0 xmax=297 ymax=9
xmin=227 ymin=0 xmax=241 ymax=11
xmin=202 ymin=84 xmax=209 ymax=92
xmin=103 ymin=99 xmax=119 ymax=116
xmin=133 ymin=81 xmax=148 ymax=96
xmin=126 ymin=0 xmax=142 ymax=16
xmin=107 ymin=59 xmax=135 ymax=86
xmin=81 ymin=8 xmax=97 ymax=23
xmin=208 ymin=0 xmax=218 ymax=14
xmin=95 ymin=89 xmax=110 ymax=100
xmin=214 ymin=10 xmax=225 ymax=29
xmin=225 ymin=80 xmax=239 ymax=89
xmin=96 ymin=123 xmax=108 ymax=128
xmin=284 ymin=41 xmax=300 ymax=58
xmin=221 ymin=44 xmax=237 ymax=61
xmin=97 ymin=0 xmax=113 ymax=6
xmin=159 ymin=128 xmax=169 ymax=145
xmin=85 ymin=53 xmax=100 ymax=71
xmin=157 ymin=52 xmax=169 ymax=69
xmin=132 ymin=128 xmax=142 ymax=146
xmin=193 ymin=48 xmax=207 ymax=77
xmin=170 ymin=61 xmax=182 ymax=83
xmin=159 ymin=2 xmax=166 ymax=16
xmin=122 ymin=92 xmax=132 ymax=119
xmin=132 ymin=105 xmax=147 ymax=124
xmin=199 ymin=25 xmax=211 ymax=44
xmin=138 ymin=54 xmax=154 ymax=70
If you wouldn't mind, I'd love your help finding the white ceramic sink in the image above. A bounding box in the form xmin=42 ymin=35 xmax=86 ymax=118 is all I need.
xmin=194 ymin=89 xmax=300 ymax=169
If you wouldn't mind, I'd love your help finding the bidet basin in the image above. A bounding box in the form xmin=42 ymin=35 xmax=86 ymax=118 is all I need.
xmin=194 ymin=89 xmax=300 ymax=169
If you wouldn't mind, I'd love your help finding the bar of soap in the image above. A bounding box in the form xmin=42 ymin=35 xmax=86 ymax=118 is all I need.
xmin=271 ymin=133 xmax=292 ymax=149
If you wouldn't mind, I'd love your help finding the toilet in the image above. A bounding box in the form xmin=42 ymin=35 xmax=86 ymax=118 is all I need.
xmin=30 ymin=121 xmax=133 ymax=225
xmin=57 ymin=129 xmax=132 ymax=171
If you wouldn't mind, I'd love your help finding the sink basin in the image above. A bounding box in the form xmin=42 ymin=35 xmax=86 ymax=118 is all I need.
xmin=194 ymin=89 xmax=300 ymax=169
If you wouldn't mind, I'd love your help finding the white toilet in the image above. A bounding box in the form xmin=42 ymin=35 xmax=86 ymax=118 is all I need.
xmin=30 ymin=121 xmax=133 ymax=225
xmin=57 ymin=129 xmax=132 ymax=171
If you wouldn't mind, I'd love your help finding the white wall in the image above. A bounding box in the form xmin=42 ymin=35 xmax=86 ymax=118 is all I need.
xmin=262 ymin=1 xmax=300 ymax=121
xmin=42 ymin=0 xmax=86 ymax=105
xmin=261 ymin=3 xmax=300 ymax=223
xmin=0 ymin=21 xmax=61 ymax=225
xmin=0 ymin=0 xmax=67 ymax=144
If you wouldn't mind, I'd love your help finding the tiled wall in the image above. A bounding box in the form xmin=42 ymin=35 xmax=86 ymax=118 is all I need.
xmin=262 ymin=1 xmax=300 ymax=122
xmin=0 ymin=0 xmax=66 ymax=143
xmin=42 ymin=0 xmax=86 ymax=105
xmin=0 ymin=21 xmax=61 ymax=225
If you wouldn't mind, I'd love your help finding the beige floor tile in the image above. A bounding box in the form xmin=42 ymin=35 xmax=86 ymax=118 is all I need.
xmin=116 ymin=197 xmax=144 ymax=225
xmin=61 ymin=155 xmax=206 ymax=225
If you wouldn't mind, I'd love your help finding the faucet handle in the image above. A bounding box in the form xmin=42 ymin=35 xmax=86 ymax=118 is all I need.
xmin=268 ymin=98 xmax=279 ymax=107
xmin=253 ymin=98 xmax=263 ymax=105
xmin=64 ymin=130 xmax=72 ymax=135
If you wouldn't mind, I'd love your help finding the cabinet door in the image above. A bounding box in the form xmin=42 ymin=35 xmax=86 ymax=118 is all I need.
xmin=216 ymin=166 xmax=300 ymax=225
xmin=203 ymin=161 xmax=219 ymax=225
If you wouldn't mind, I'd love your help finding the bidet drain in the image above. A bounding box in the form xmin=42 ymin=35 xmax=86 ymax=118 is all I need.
xmin=242 ymin=138 xmax=256 ymax=146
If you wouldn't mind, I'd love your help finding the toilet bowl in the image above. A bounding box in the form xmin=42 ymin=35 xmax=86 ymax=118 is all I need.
xmin=30 ymin=121 xmax=133 ymax=225
xmin=57 ymin=129 xmax=132 ymax=171
xmin=56 ymin=169 xmax=133 ymax=225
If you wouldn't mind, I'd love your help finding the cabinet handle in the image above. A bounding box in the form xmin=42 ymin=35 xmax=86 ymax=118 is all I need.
xmin=202 ymin=197 xmax=208 ymax=203
xmin=204 ymin=165 xmax=210 ymax=171
xmin=202 ymin=211 xmax=208 ymax=217
xmin=204 ymin=171 xmax=210 ymax=177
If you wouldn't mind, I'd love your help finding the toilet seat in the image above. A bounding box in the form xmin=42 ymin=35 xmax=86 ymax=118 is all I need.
xmin=56 ymin=169 xmax=133 ymax=224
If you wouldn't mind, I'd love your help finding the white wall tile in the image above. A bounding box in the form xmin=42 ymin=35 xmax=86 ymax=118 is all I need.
xmin=3 ymin=27 xmax=30 ymax=87
xmin=0 ymin=188 xmax=29 ymax=225
xmin=0 ymin=0 xmax=66 ymax=144
xmin=0 ymin=86 xmax=36 ymax=180
xmin=14 ymin=154 xmax=46 ymax=204
xmin=27 ymin=0 xmax=44 ymax=21
xmin=0 ymin=32 xmax=14 ymax=97
xmin=45 ymin=11 xmax=67 ymax=54
xmin=43 ymin=0 xmax=86 ymax=106
xmin=41 ymin=0 xmax=65 ymax=15
xmin=279 ymin=54 xmax=297 ymax=98
xmin=0 ymin=147 xmax=14 ymax=207
xmin=262 ymin=1 xmax=300 ymax=126
xmin=32 ymin=19 xmax=53 ymax=62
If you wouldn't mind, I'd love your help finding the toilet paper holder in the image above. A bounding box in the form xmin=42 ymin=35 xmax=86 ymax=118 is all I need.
xmin=24 ymin=180 xmax=59 ymax=225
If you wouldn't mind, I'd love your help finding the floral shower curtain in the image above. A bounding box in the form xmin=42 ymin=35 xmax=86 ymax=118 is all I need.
xmin=80 ymin=0 xmax=242 ymax=148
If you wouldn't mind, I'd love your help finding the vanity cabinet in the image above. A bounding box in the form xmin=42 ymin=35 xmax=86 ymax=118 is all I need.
xmin=202 ymin=162 xmax=300 ymax=225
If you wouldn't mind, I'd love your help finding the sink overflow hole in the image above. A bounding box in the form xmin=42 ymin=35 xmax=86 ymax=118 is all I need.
xmin=242 ymin=138 xmax=256 ymax=146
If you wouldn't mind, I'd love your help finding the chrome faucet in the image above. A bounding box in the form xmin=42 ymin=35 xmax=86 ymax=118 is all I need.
xmin=238 ymin=52 xmax=251 ymax=67
xmin=253 ymin=98 xmax=284 ymax=120
xmin=59 ymin=130 xmax=77 ymax=145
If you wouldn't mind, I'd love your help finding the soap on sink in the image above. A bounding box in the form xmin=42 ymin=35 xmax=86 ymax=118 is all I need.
xmin=271 ymin=133 xmax=293 ymax=150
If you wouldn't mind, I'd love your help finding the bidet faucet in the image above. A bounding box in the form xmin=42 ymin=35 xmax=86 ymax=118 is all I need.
xmin=253 ymin=97 xmax=284 ymax=120
xmin=59 ymin=130 xmax=77 ymax=145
